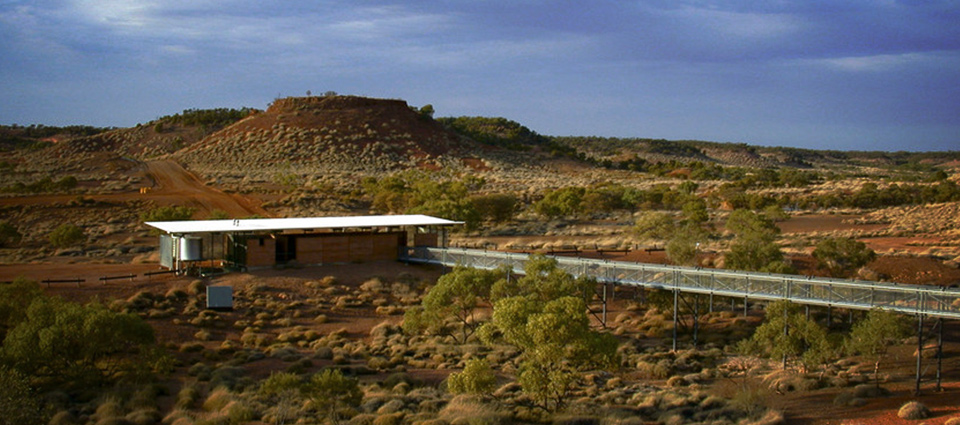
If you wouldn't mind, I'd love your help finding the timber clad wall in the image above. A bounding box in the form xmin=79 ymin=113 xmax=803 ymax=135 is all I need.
xmin=247 ymin=237 xmax=276 ymax=267
xmin=245 ymin=232 xmax=403 ymax=267
xmin=414 ymin=233 xmax=438 ymax=247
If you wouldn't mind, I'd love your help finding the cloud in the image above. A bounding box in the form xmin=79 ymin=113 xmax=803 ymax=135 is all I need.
xmin=1 ymin=0 xmax=958 ymax=150
xmin=667 ymin=5 xmax=801 ymax=40
xmin=817 ymin=53 xmax=931 ymax=72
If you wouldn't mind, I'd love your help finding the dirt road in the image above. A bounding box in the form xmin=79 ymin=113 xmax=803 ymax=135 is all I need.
xmin=143 ymin=160 xmax=268 ymax=218
xmin=0 ymin=160 xmax=268 ymax=218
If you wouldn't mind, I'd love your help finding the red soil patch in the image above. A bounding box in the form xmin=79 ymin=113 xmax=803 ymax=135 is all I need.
xmin=778 ymin=214 xmax=887 ymax=234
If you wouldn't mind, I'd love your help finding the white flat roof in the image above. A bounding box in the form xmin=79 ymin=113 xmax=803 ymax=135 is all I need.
xmin=146 ymin=214 xmax=462 ymax=235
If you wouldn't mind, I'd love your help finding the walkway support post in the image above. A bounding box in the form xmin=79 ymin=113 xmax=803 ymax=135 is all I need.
xmin=782 ymin=302 xmax=789 ymax=370
xmin=602 ymin=284 xmax=608 ymax=327
xmin=693 ymin=294 xmax=700 ymax=349
xmin=672 ymin=289 xmax=679 ymax=352
xmin=937 ymin=317 xmax=943 ymax=392
xmin=916 ymin=313 xmax=924 ymax=396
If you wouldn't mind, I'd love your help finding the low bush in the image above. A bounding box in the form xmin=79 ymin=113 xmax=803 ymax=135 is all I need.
xmin=897 ymin=401 xmax=930 ymax=420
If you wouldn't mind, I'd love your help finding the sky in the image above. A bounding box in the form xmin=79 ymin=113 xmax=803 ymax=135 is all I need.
xmin=1 ymin=1 xmax=958 ymax=152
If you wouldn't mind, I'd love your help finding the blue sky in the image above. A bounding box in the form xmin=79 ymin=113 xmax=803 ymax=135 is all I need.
xmin=2 ymin=1 xmax=958 ymax=151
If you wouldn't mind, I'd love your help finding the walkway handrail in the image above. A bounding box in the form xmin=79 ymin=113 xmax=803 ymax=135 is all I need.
xmin=402 ymin=247 xmax=960 ymax=319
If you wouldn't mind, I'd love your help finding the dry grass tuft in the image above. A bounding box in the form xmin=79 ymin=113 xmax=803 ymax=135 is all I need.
xmin=438 ymin=395 xmax=508 ymax=425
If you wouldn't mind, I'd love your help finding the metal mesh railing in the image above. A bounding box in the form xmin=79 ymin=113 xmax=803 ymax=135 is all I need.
xmin=402 ymin=247 xmax=960 ymax=319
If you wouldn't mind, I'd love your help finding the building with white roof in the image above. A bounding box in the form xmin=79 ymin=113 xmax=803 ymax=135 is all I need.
xmin=145 ymin=214 xmax=462 ymax=271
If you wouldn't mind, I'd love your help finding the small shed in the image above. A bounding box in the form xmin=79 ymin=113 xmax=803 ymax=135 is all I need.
xmin=146 ymin=214 xmax=462 ymax=271
xmin=206 ymin=285 xmax=233 ymax=310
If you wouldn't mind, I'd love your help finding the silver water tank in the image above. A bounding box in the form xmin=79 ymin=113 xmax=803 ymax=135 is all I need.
xmin=179 ymin=236 xmax=203 ymax=261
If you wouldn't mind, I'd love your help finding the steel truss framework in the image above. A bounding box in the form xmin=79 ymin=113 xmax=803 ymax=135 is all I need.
xmin=402 ymin=247 xmax=955 ymax=394
xmin=402 ymin=247 xmax=960 ymax=319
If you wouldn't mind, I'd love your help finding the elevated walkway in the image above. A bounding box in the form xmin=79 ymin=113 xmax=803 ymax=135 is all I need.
xmin=402 ymin=247 xmax=960 ymax=319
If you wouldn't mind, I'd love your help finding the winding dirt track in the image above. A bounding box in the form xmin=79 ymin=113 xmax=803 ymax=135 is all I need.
xmin=0 ymin=160 xmax=268 ymax=218
xmin=142 ymin=160 xmax=268 ymax=218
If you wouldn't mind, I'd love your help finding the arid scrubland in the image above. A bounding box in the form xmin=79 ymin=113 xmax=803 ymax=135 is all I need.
xmin=2 ymin=96 xmax=960 ymax=424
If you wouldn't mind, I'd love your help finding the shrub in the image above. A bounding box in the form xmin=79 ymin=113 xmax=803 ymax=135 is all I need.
xmin=372 ymin=412 xmax=405 ymax=425
xmin=813 ymin=237 xmax=876 ymax=277
xmin=447 ymin=358 xmax=496 ymax=395
xmin=94 ymin=399 xmax=126 ymax=421
xmin=176 ymin=384 xmax=201 ymax=409
xmin=0 ymin=221 xmax=22 ymax=247
xmin=125 ymin=408 xmax=162 ymax=425
xmin=49 ymin=410 xmax=79 ymax=425
xmin=202 ymin=387 xmax=233 ymax=412
xmin=305 ymin=368 xmax=363 ymax=424
xmin=141 ymin=205 xmax=196 ymax=222
xmin=897 ymin=401 xmax=930 ymax=420
xmin=438 ymin=395 xmax=507 ymax=425
xmin=48 ymin=223 xmax=86 ymax=248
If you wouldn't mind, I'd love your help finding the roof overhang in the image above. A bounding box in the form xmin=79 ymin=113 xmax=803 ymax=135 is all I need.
xmin=146 ymin=214 xmax=463 ymax=235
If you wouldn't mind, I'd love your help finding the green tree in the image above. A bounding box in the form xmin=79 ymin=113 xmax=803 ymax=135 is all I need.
xmin=724 ymin=210 xmax=790 ymax=273
xmin=406 ymin=266 xmax=503 ymax=343
xmin=666 ymin=225 xmax=701 ymax=266
xmin=418 ymin=104 xmax=435 ymax=118
xmin=362 ymin=171 xmax=483 ymax=230
xmin=468 ymin=193 xmax=517 ymax=223
xmin=490 ymin=254 xmax=593 ymax=303
xmin=678 ymin=180 xmax=699 ymax=195
xmin=738 ymin=300 xmax=832 ymax=373
xmin=681 ymin=199 xmax=709 ymax=226
xmin=47 ymin=223 xmax=85 ymax=248
xmin=447 ymin=358 xmax=497 ymax=395
xmin=0 ymin=367 xmax=45 ymax=425
xmin=813 ymin=237 xmax=877 ymax=278
xmin=845 ymin=308 xmax=910 ymax=388
xmin=304 ymin=369 xmax=362 ymax=425
xmin=0 ymin=277 xmax=44 ymax=340
xmin=725 ymin=209 xmax=778 ymax=236
xmin=2 ymin=296 xmax=156 ymax=388
xmin=632 ymin=211 xmax=676 ymax=242
xmin=534 ymin=187 xmax=586 ymax=218
xmin=763 ymin=205 xmax=790 ymax=222
xmin=481 ymin=256 xmax=618 ymax=410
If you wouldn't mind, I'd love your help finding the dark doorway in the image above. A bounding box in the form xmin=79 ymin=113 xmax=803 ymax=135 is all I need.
xmin=275 ymin=235 xmax=297 ymax=263
xmin=226 ymin=234 xmax=248 ymax=268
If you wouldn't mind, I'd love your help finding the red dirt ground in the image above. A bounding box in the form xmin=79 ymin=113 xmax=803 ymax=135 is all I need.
xmin=0 ymin=160 xmax=267 ymax=218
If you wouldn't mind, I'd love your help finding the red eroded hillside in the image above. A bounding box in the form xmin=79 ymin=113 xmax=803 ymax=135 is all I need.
xmin=176 ymin=96 xmax=483 ymax=172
